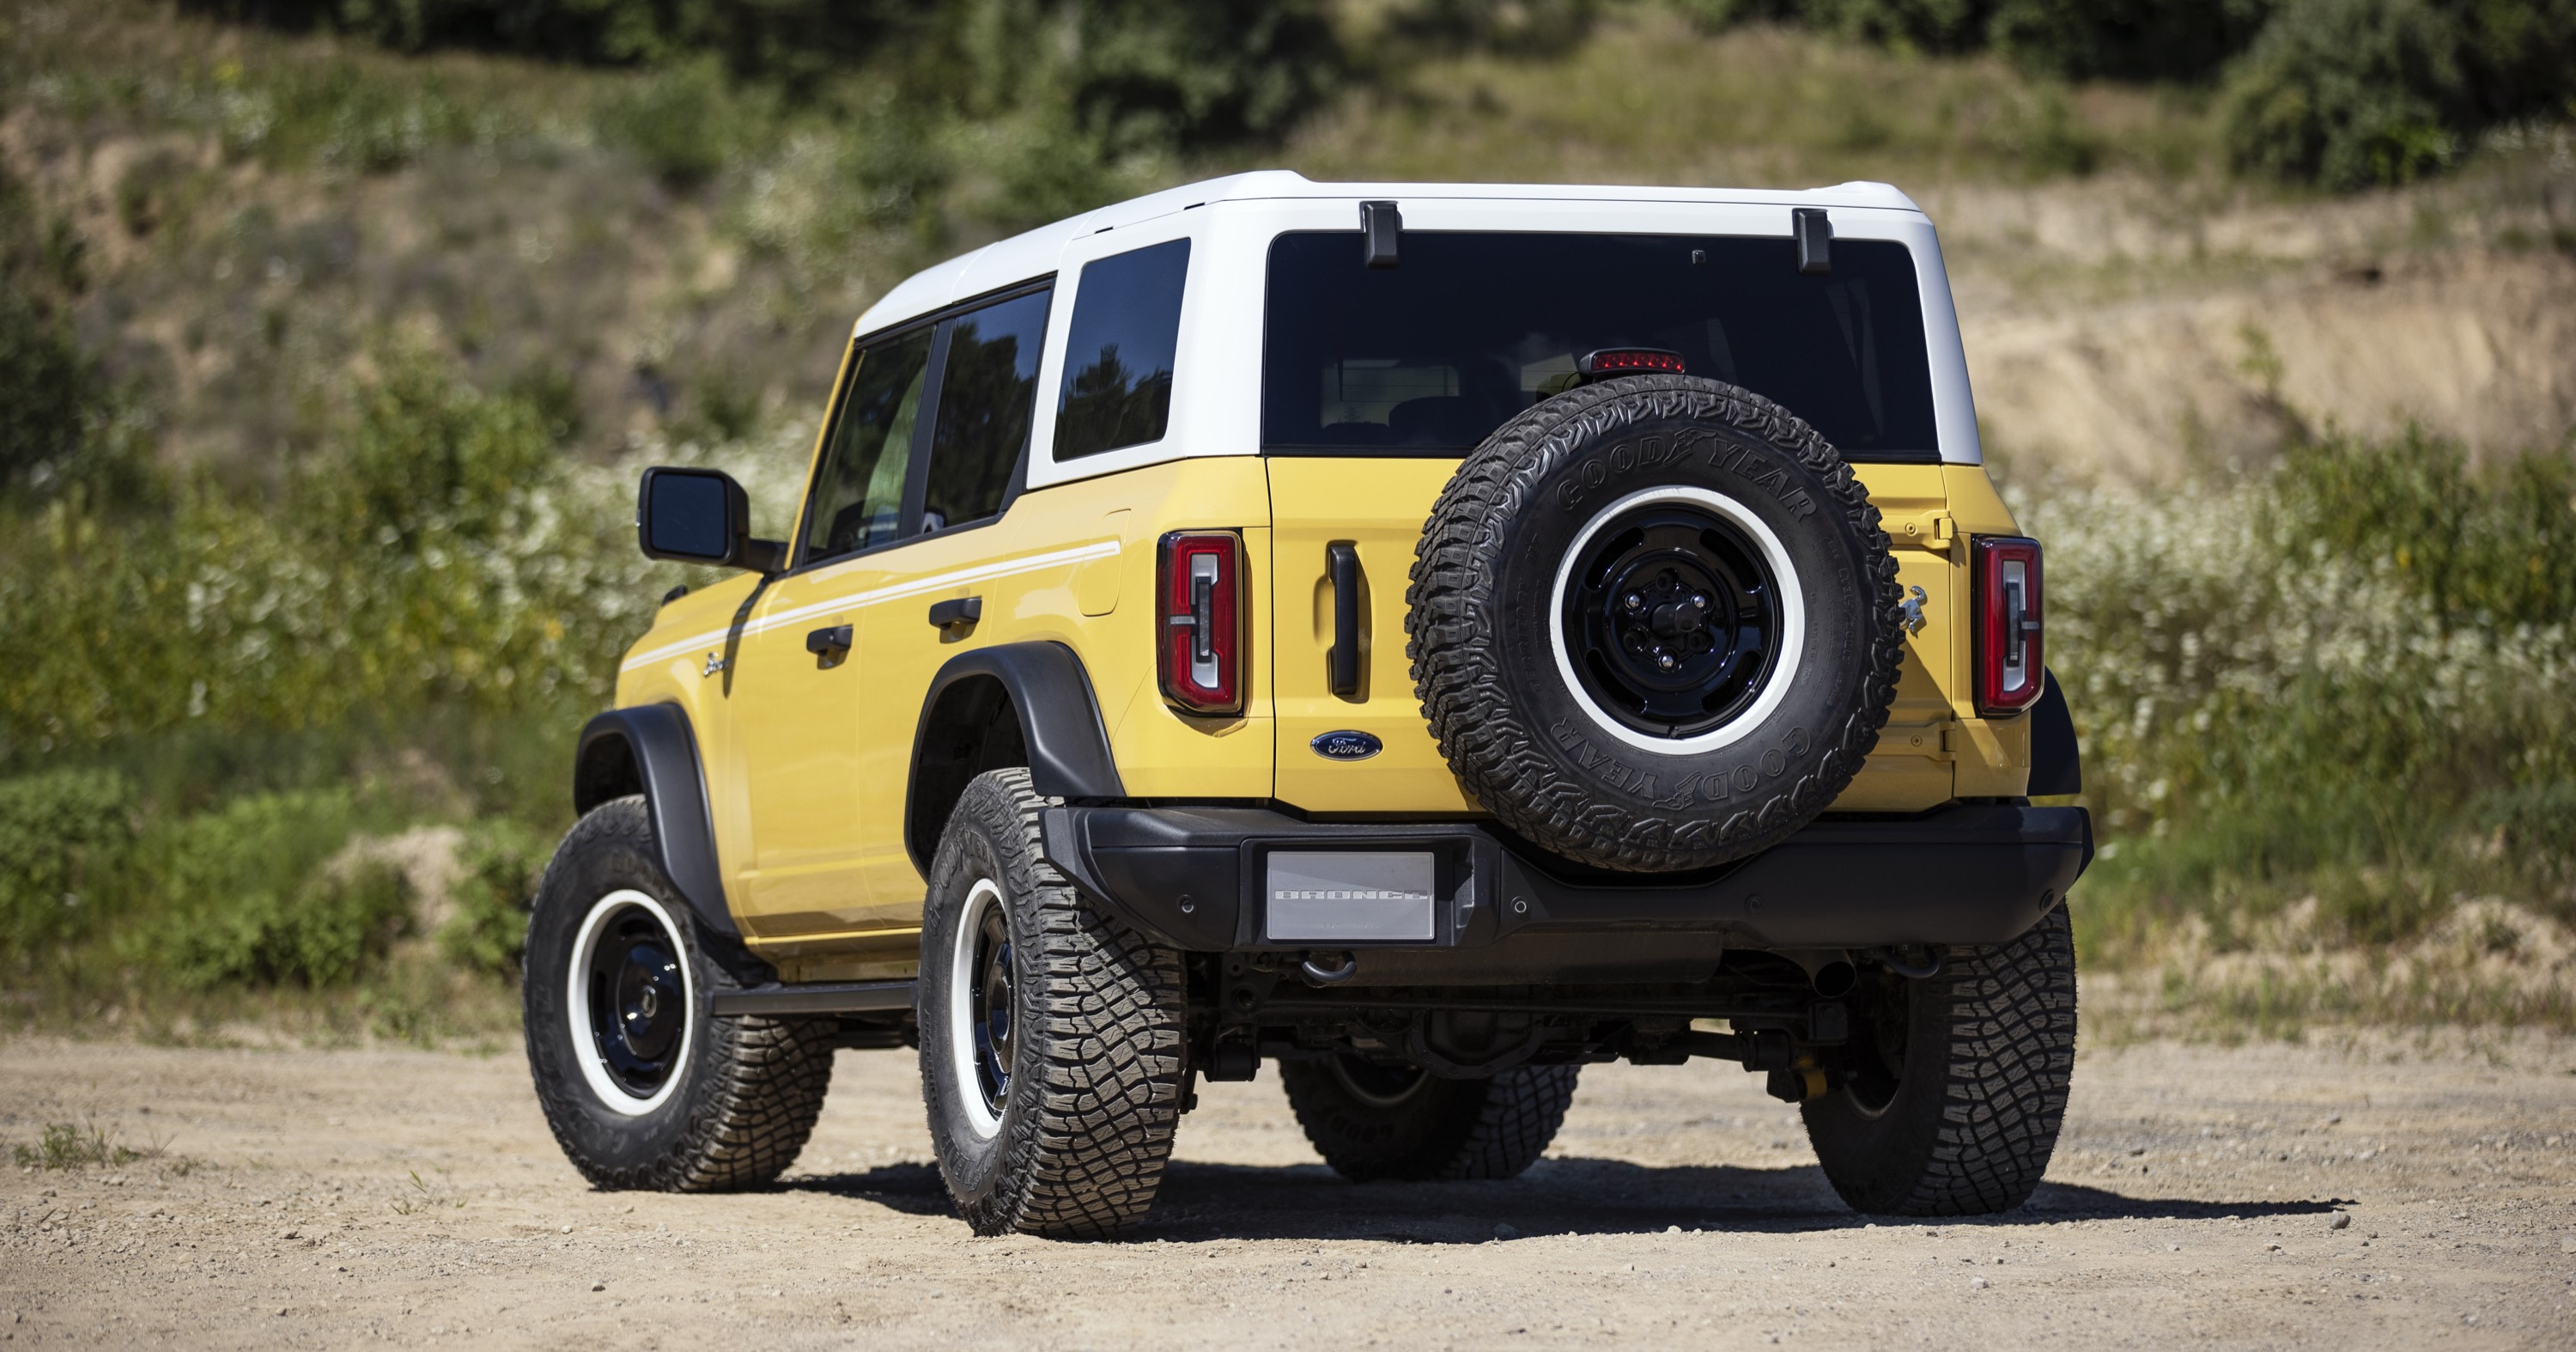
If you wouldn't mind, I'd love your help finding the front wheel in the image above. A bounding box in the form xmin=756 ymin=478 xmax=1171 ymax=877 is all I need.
xmin=1801 ymin=903 xmax=2078 ymax=1215
xmin=919 ymin=769 xmax=1188 ymax=1238
xmin=523 ymin=795 xmax=835 ymax=1191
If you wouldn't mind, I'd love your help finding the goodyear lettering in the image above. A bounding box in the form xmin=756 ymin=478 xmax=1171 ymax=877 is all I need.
xmin=1554 ymin=429 xmax=1719 ymax=512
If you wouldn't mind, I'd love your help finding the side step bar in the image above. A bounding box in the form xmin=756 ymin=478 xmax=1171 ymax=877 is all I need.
xmin=710 ymin=979 xmax=916 ymax=1017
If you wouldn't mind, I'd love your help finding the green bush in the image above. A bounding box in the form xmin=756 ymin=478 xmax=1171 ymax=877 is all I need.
xmin=0 ymin=164 xmax=107 ymax=502
xmin=2023 ymin=428 xmax=2576 ymax=943
xmin=1989 ymin=0 xmax=2275 ymax=79
xmin=149 ymin=789 xmax=411 ymax=988
xmin=2218 ymin=0 xmax=2463 ymax=187
xmin=437 ymin=819 xmax=550 ymax=980
xmin=0 ymin=770 xmax=137 ymax=965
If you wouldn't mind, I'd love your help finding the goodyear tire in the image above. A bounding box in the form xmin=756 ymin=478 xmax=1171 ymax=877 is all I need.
xmin=523 ymin=795 xmax=835 ymax=1191
xmin=1280 ymin=1055 xmax=1579 ymax=1183
xmin=1802 ymin=903 xmax=2079 ymax=1215
xmin=920 ymin=769 xmax=1188 ymax=1238
xmin=1408 ymin=375 xmax=1902 ymax=872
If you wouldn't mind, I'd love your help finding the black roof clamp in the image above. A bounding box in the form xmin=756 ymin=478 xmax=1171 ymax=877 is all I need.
xmin=1793 ymin=207 xmax=1832 ymax=276
xmin=1361 ymin=200 xmax=1401 ymax=269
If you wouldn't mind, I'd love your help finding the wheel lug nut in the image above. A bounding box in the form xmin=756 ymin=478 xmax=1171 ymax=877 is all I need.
xmin=1624 ymin=594 xmax=1643 ymax=610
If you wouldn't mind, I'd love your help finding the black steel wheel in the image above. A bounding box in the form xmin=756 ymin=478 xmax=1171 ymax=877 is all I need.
xmin=1563 ymin=501 xmax=1786 ymax=740
xmin=967 ymin=899 xmax=1015 ymax=1123
xmin=580 ymin=901 xmax=690 ymax=1100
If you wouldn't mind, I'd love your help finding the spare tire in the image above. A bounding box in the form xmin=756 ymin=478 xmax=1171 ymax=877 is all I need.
xmin=1406 ymin=375 xmax=1901 ymax=873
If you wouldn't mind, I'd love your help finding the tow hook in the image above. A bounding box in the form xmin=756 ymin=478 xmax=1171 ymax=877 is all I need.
xmin=1298 ymin=951 xmax=1358 ymax=985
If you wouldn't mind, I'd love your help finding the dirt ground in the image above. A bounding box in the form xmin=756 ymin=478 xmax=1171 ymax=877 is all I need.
xmin=3 ymin=1031 xmax=2574 ymax=1349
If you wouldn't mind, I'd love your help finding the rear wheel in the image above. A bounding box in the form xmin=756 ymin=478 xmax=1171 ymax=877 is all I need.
xmin=1281 ymin=1054 xmax=1580 ymax=1182
xmin=523 ymin=796 xmax=835 ymax=1191
xmin=919 ymin=769 xmax=1188 ymax=1238
xmin=1801 ymin=904 xmax=2078 ymax=1215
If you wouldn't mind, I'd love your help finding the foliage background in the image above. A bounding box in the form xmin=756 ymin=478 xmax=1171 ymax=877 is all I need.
xmin=0 ymin=0 xmax=2570 ymax=1040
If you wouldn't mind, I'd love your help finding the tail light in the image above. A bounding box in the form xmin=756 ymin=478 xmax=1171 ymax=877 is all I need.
xmin=1973 ymin=536 xmax=2044 ymax=716
xmin=1159 ymin=531 xmax=1245 ymax=716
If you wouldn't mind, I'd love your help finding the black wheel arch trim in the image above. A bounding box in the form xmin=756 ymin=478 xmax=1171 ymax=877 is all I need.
xmin=905 ymin=641 xmax=1126 ymax=876
xmin=573 ymin=703 xmax=739 ymax=941
xmin=2028 ymin=667 xmax=2081 ymax=798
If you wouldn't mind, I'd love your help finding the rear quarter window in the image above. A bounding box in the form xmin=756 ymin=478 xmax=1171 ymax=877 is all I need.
xmin=1054 ymin=239 xmax=1190 ymax=460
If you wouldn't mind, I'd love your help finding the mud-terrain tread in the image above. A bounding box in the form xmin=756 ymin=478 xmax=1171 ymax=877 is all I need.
xmin=1406 ymin=374 xmax=1903 ymax=873
xmin=525 ymin=796 xmax=835 ymax=1193
xmin=1281 ymin=1062 xmax=1580 ymax=1182
xmin=930 ymin=769 xmax=1188 ymax=1238
xmin=1804 ymin=904 xmax=2079 ymax=1215
xmin=1442 ymin=1064 xmax=1582 ymax=1179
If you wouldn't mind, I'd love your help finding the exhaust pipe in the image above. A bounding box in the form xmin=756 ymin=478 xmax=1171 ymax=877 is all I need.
xmin=1777 ymin=948 xmax=1856 ymax=997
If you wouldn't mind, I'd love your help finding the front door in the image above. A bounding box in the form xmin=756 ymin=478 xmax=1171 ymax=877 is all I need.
xmin=727 ymin=323 xmax=937 ymax=938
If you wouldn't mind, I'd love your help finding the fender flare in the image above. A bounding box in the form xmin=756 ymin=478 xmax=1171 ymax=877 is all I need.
xmin=573 ymin=703 xmax=738 ymax=940
xmin=2027 ymin=667 xmax=2081 ymax=799
xmin=906 ymin=641 xmax=1125 ymax=874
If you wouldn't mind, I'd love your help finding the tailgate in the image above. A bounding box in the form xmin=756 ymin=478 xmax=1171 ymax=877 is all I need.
xmin=1265 ymin=456 xmax=1967 ymax=815
xmin=1267 ymin=457 xmax=1477 ymax=813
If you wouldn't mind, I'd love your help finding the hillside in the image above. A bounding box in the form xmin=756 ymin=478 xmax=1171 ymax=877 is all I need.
xmin=3 ymin=0 xmax=2573 ymax=1039
xmin=5 ymin=3 xmax=2568 ymax=488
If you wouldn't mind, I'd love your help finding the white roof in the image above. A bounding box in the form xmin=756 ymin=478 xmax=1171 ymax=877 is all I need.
xmin=851 ymin=171 xmax=1923 ymax=338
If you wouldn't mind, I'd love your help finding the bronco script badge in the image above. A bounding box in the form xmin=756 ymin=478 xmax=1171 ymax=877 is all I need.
xmin=1310 ymin=729 xmax=1382 ymax=761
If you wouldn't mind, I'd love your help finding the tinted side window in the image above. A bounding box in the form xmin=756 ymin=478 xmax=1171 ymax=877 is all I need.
xmin=925 ymin=288 xmax=1052 ymax=531
xmin=802 ymin=327 xmax=934 ymax=565
xmin=1054 ymin=239 xmax=1188 ymax=460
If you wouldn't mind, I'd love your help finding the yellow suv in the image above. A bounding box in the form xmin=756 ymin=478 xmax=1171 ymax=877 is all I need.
xmin=521 ymin=173 xmax=2090 ymax=1236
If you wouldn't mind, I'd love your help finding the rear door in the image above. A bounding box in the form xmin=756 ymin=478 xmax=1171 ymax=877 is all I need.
xmin=849 ymin=283 xmax=1063 ymax=911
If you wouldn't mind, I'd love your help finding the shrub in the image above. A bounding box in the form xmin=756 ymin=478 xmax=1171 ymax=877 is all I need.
xmin=436 ymin=819 xmax=550 ymax=980
xmin=149 ymin=789 xmax=411 ymax=988
xmin=1989 ymin=0 xmax=2275 ymax=80
xmin=2023 ymin=428 xmax=2576 ymax=942
xmin=0 ymin=770 xmax=137 ymax=965
xmin=2217 ymin=0 xmax=2462 ymax=187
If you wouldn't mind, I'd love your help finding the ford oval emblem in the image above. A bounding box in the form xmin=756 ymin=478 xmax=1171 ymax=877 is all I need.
xmin=1310 ymin=729 xmax=1382 ymax=761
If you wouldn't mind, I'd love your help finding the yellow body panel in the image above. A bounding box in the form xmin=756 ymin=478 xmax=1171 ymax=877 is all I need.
xmin=613 ymin=446 xmax=2030 ymax=954
xmin=1267 ymin=459 xmax=1480 ymax=813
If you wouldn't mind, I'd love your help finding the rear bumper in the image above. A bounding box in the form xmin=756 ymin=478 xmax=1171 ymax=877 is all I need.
xmin=1039 ymin=802 xmax=2090 ymax=954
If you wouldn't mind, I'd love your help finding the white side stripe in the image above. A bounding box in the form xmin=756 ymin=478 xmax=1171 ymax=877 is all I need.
xmin=619 ymin=539 xmax=1121 ymax=673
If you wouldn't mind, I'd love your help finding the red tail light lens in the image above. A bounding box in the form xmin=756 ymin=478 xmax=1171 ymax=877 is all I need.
xmin=1159 ymin=531 xmax=1245 ymax=716
xmin=1974 ymin=536 xmax=2044 ymax=716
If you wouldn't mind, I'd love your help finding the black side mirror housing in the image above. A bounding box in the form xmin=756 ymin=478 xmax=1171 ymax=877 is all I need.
xmin=635 ymin=467 xmax=786 ymax=573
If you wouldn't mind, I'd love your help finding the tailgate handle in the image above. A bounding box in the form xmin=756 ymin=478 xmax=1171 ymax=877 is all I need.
xmin=1327 ymin=542 xmax=1362 ymax=699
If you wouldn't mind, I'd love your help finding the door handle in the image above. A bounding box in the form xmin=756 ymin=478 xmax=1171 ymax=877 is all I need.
xmin=805 ymin=624 xmax=852 ymax=658
xmin=928 ymin=595 xmax=982 ymax=632
xmin=1327 ymin=542 xmax=1362 ymax=699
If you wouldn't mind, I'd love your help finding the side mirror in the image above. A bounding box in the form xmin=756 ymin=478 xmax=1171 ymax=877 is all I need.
xmin=635 ymin=467 xmax=786 ymax=573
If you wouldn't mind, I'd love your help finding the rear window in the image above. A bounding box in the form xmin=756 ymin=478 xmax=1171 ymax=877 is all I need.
xmin=1261 ymin=231 xmax=1938 ymax=460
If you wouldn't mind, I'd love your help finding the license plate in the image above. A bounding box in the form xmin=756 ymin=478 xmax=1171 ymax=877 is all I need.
xmin=1263 ymin=851 xmax=1436 ymax=943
